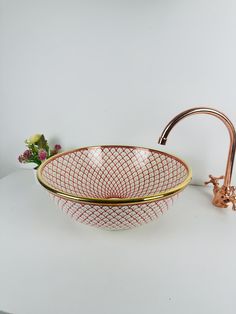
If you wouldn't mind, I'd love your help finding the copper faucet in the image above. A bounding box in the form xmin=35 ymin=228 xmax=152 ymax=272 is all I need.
xmin=158 ymin=107 xmax=236 ymax=210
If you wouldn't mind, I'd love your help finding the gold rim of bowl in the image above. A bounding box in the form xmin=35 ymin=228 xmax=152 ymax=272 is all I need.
xmin=37 ymin=145 xmax=192 ymax=205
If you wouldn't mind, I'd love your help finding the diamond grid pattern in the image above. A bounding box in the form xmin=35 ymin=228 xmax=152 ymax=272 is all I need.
xmin=51 ymin=193 xmax=177 ymax=230
xmin=42 ymin=146 xmax=188 ymax=199
xmin=41 ymin=146 xmax=188 ymax=230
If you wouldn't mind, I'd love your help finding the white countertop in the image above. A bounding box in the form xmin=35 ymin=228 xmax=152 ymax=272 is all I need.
xmin=1 ymin=170 xmax=236 ymax=314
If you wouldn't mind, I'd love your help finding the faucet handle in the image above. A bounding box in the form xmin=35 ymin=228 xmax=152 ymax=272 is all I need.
xmin=229 ymin=186 xmax=236 ymax=211
xmin=205 ymin=175 xmax=224 ymax=188
xmin=205 ymin=175 xmax=236 ymax=210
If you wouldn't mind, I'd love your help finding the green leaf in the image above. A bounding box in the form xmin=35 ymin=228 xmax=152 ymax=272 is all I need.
xmin=37 ymin=134 xmax=48 ymax=150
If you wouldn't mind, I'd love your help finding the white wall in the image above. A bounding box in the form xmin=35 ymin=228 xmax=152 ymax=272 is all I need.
xmin=1 ymin=0 xmax=236 ymax=185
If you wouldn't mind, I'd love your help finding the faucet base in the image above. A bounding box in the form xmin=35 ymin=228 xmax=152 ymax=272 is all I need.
xmin=205 ymin=175 xmax=236 ymax=210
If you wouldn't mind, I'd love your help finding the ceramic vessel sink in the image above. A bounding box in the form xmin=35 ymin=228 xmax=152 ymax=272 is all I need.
xmin=37 ymin=145 xmax=191 ymax=230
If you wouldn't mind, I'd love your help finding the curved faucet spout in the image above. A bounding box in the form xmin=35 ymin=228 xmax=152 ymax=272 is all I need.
xmin=158 ymin=107 xmax=236 ymax=209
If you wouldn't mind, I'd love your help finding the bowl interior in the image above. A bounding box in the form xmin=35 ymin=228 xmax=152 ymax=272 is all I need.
xmin=39 ymin=146 xmax=189 ymax=199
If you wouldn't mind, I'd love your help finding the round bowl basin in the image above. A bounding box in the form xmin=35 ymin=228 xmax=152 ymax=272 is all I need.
xmin=37 ymin=145 xmax=191 ymax=230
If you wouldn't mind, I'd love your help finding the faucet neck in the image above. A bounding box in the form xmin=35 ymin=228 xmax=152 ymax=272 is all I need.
xmin=158 ymin=107 xmax=236 ymax=188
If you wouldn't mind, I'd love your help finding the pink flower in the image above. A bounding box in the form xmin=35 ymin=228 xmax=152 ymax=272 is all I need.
xmin=23 ymin=149 xmax=32 ymax=159
xmin=18 ymin=155 xmax=24 ymax=163
xmin=54 ymin=144 xmax=61 ymax=151
xmin=38 ymin=149 xmax=47 ymax=161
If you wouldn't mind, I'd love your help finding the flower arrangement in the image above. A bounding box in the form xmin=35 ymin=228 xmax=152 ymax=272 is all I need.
xmin=18 ymin=134 xmax=62 ymax=169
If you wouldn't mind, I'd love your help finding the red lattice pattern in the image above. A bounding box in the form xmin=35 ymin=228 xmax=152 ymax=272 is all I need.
xmin=42 ymin=146 xmax=188 ymax=199
xmin=51 ymin=193 xmax=178 ymax=230
xmin=40 ymin=146 xmax=189 ymax=230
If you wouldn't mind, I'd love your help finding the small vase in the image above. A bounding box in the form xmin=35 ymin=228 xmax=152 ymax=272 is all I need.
xmin=20 ymin=163 xmax=37 ymax=170
xmin=33 ymin=169 xmax=40 ymax=186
